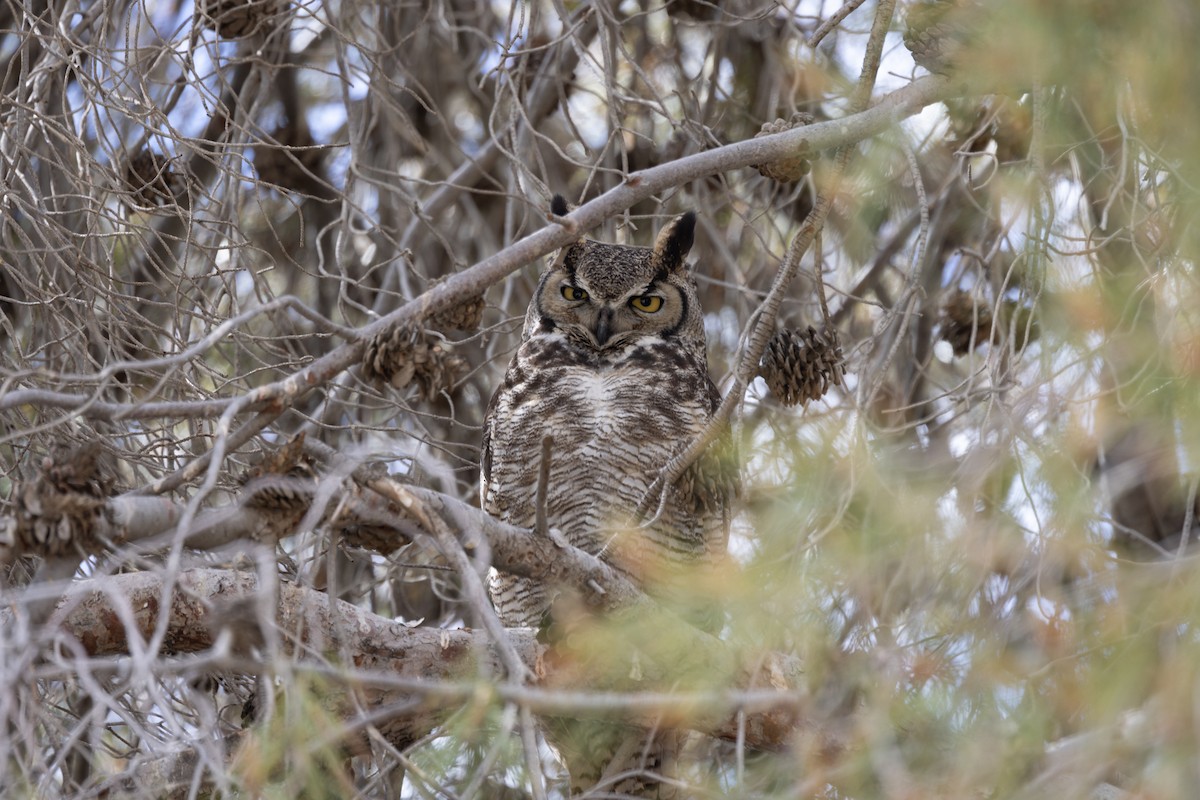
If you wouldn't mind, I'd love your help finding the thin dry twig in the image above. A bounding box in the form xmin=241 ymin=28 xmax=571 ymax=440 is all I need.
xmin=808 ymin=0 xmax=870 ymax=48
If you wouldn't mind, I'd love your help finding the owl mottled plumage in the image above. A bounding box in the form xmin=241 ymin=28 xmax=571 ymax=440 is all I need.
xmin=481 ymin=198 xmax=733 ymax=796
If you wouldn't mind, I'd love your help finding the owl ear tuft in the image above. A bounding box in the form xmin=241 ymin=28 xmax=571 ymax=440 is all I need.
xmin=550 ymin=194 xmax=570 ymax=217
xmin=654 ymin=211 xmax=696 ymax=270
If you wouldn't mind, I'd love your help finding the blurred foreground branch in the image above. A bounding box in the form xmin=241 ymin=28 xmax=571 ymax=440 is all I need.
xmin=25 ymin=567 xmax=806 ymax=745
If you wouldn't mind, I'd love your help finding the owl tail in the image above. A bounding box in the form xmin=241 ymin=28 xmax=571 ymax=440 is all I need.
xmin=546 ymin=717 xmax=683 ymax=798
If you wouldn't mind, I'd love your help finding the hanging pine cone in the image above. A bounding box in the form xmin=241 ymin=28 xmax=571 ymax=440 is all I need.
xmin=362 ymin=324 xmax=467 ymax=402
xmin=939 ymin=290 xmax=993 ymax=355
xmin=428 ymin=292 xmax=486 ymax=333
xmin=197 ymin=0 xmax=285 ymax=39
xmin=758 ymin=326 xmax=846 ymax=407
xmin=10 ymin=442 xmax=114 ymax=558
xmin=903 ymin=0 xmax=973 ymax=75
xmin=240 ymin=433 xmax=318 ymax=515
xmin=125 ymin=149 xmax=184 ymax=209
xmin=753 ymin=112 xmax=815 ymax=183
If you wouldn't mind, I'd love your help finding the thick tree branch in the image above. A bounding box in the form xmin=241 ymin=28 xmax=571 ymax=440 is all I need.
xmin=2 ymin=463 xmax=693 ymax=625
xmin=26 ymin=568 xmax=806 ymax=753
xmin=1 ymin=464 xmax=760 ymax=705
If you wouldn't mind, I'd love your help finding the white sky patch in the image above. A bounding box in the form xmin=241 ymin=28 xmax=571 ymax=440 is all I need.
xmin=565 ymin=91 xmax=610 ymax=151
xmin=1027 ymin=593 xmax=1071 ymax=624
xmin=937 ymin=487 xmax=965 ymax=533
xmin=903 ymin=100 xmax=950 ymax=146
xmin=337 ymin=47 xmax=371 ymax=102
xmin=948 ymin=430 xmax=974 ymax=460
xmin=308 ymin=101 xmax=346 ymax=142
xmin=714 ymin=56 xmax=734 ymax=99
xmin=677 ymin=27 xmax=707 ymax=78
xmin=289 ymin=2 xmax=328 ymax=55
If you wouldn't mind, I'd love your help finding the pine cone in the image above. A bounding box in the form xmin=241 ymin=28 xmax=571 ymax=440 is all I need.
xmin=753 ymin=112 xmax=815 ymax=183
xmin=10 ymin=442 xmax=112 ymax=558
xmin=44 ymin=441 xmax=114 ymax=498
xmin=411 ymin=341 xmax=469 ymax=402
xmin=428 ymin=293 xmax=486 ymax=333
xmin=759 ymin=326 xmax=846 ymax=407
xmin=939 ymin=290 xmax=993 ymax=355
xmin=362 ymin=324 xmax=467 ymax=402
xmin=197 ymin=0 xmax=285 ymax=39
xmin=241 ymin=433 xmax=317 ymax=515
xmin=125 ymin=149 xmax=184 ymax=208
xmin=903 ymin=0 xmax=973 ymax=74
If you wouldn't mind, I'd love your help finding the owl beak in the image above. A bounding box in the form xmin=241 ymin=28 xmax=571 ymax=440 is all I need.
xmin=593 ymin=307 xmax=614 ymax=346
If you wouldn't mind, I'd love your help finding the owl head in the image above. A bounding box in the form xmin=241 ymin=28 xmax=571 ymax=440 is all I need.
xmin=525 ymin=197 xmax=705 ymax=358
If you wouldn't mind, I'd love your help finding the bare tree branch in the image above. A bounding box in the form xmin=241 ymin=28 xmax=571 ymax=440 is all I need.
xmin=27 ymin=568 xmax=804 ymax=748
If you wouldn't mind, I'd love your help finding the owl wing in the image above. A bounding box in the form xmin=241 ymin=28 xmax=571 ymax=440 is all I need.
xmin=478 ymin=413 xmax=492 ymax=508
xmin=478 ymin=380 xmax=502 ymax=511
xmin=478 ymin=368 xmax=551 ymax=628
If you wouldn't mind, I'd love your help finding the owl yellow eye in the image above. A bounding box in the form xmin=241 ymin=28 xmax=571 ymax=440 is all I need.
xmin=630 ymin=295 xmax=663 ymax=313
xmin=561 ymin=285 xmax=589 ymax=302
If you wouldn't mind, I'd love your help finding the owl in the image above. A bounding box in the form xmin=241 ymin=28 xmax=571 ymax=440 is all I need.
xmin=481 ymin=197 xmax=733 ymax=796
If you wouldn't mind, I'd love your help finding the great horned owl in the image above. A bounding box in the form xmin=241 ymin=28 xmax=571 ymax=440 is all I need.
xmin=481 ymin=197 xmax=733 ymax=796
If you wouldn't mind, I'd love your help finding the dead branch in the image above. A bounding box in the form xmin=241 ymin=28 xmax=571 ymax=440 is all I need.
xmin=2 ymin=462 xmax=789 ymax=735
xmin=27 ymin=568 xmax=805 ymax=750
xmin=3 ymin=74 xmax=951 ymax=436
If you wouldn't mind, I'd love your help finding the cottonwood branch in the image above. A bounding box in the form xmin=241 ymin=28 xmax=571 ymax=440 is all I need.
xmin=2 ymin=460 xmax=753 ymax=691
xmin=4 ymin=76 xmax=953 ymax=474
xmin=28 ymin=567 xmax=807 ymax=753
xmin=3 ymin=456 xmax=808 ymax=752
xmin=3 ymin=470 xmax=680 ymax=620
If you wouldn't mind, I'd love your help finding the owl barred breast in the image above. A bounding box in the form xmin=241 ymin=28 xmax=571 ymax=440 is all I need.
xmin=481 ymin=198 xmax=730 ymax=628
